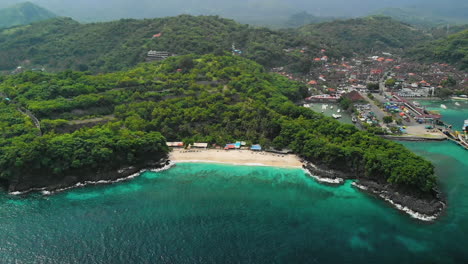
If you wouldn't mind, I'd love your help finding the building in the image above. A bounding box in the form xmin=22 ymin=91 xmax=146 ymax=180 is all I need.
xmin=192 ymin=143 xmax=208 ymax=148
xmin=250 ymin=145 xmax=262 ymax=151
xmin=147 ymin=51 xmax=175 ymax=61
xmin=167 ymin=142 xmax=184 ymax=147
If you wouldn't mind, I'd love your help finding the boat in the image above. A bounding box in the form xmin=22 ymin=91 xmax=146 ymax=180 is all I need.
xmin=352 ymin=117 xmax=357 ymax=123
xmin=451 ymin=95 xmax=468 ymax=101
xmin=303 ymin=104 xmax=311 ymax=108
xmin=332 ymin=114 xmax=342 ymax=119
xmin=413 ymin=101 xmax=421 ymax=107
xmin=440 ymin=104 xmax=447 ymax=109
xmin=455 ymin=102 xmax=461 ymax=106
xmin=337 ymin=109 xmax=341 ymax=113
xmin=330 ymin=106 xmax=334 ymax=109
xmin=463 ymin=120 xmax=468 ymax=131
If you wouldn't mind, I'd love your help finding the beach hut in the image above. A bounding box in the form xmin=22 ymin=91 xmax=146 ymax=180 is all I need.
xmin=192 ymin=143 xmax=208 ymax=149
xmin=250 ymin=145 xmax=262 ymax=151
xmin=166 ymin=142 xmax=184 ymax=147
xmin=224 ymin=144 xmax=236 ymax=150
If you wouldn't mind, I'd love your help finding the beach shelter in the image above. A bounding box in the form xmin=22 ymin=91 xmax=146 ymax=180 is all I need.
xmin=224 ymin=144 xmax=236 ymax=150
xmin=251 ymin=145 xmax=262 ymax=151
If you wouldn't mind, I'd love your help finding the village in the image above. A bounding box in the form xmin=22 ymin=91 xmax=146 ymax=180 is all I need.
xmin=273 ymin=47 xmax=468 ymax=147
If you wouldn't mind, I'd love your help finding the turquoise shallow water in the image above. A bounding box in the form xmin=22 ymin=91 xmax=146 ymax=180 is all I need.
xmin=416 ymin=99 xmax=468 ymax=130
xmin=0 ymin=102 xmax=467 ymax=264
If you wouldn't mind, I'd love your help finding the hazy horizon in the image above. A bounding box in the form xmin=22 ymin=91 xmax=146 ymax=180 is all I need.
xmin=0 ymin=0 xmax=466 ymax=23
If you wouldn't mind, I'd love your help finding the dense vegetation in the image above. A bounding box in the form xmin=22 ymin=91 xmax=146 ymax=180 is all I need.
xmin=0 ymin=15 xmax=312 ymax=73
xmin=0 ymin=55 xmax=437 ymax=192
xmin=0 ymin=14 xmax=444 ymax=74
xmin=298 ymin=16 xmax=430 ymax=57
xmin=0 ymin=2 xmax=56 ymax=29
xmin=409 ymin=30 xmax=468 ymax=70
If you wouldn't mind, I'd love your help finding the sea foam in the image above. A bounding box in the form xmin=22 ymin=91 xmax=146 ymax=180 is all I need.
xmin=303 ymin=168 xmax=344 ymax=184
xmin=351 ymin=182 xmax=440 ymax=222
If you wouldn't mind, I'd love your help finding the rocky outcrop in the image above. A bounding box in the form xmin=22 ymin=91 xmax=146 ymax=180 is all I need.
xmin=302 ymin=161 xmax=445 ymax=221
xmin=7 ymin=158 xmax=170 ymax=194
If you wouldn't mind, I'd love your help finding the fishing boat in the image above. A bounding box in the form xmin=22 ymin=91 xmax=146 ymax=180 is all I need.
xmin=332 ymin=114 xmax=342 ymax=119
xmin=440 ymin=104 xmax=447 ymax=109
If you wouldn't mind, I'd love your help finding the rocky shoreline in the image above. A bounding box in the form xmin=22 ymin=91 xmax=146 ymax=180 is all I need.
xmin=7 ymin=158 xmax=171 ymax=195
xmin=5 ymin=156 xmax=446 ymax=221
xmin=302 ymin=162 xmax=446 ymax=221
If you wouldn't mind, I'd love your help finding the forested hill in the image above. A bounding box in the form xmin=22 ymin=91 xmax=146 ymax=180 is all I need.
xmin=0 ymin=15 xmax=438 ymax=74
xmin=0 ymin=15 xmax=312 ymax=73
xmin=0 ymin=2 xmax=56 ymax=29
xmin=0 ymin=55 xmax=437 ymax=195
xmin=409 ymin=30 xmax=468 ymax=70
xmin=298 ymin=16 xmax=430 ymax=56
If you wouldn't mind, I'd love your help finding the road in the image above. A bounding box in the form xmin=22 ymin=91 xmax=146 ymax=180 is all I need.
xmin=361 ymin=93 xmax=388 ymax=122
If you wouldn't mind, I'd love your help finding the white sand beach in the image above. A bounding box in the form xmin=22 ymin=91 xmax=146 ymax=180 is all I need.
xmin=169 ymin=149 xmax=303 ymax=168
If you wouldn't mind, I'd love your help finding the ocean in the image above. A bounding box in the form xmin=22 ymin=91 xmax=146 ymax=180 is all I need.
xmin=0 ymin=102 xmax=466 ymax=264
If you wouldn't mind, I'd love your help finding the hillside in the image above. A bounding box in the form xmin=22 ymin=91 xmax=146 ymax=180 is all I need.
xmin=283 ymin=12 xmax=333 ymax=28
xmin=0 ymin=15 xmax=439 ymax=74
xmin=298 ymin=16 xmax=430 ymax=56
xmin=371 ymin=8 xmax=449 ymax=28
xmin=409 ymin=30 xmax=468 ymax=70
xmin=0 ymin=55 xmax=439 ymax=204
xmin=0 ymin=2 xmax=56 ymax=29
xmin=0 ymin=15 xmax=314 ymax=73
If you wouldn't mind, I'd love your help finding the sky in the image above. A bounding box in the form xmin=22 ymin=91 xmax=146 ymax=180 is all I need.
xmin=0 ymin=0 xmax=466 ymax=23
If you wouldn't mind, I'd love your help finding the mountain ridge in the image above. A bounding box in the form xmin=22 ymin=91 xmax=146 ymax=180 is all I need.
xmin=0 ymin=2 xmax=56 ymax=29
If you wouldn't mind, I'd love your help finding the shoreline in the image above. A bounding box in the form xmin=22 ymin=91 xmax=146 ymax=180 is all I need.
xmin=301 ymin=162 xmax=445 ymax=222
xmin=6 ymin=149 xmax=445 ymax=222
xmin=9 ymin=163 xmax=175 ymax=196
xmin=169 ymin=149 xmax=303 ymax=168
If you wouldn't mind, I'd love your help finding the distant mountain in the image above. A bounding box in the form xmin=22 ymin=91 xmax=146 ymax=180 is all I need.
xmin=371 ymin=8 xmax=449 ymax=28
xmin=283 ymin=12 xmax=334 ymax=28
xmin=298 ymin=16 xmax=430 ymax=56
xmin=0 ymin=0 xmax=467 ymax=28
xmin=0 ymin=2 xmax=56 ymax=29
xmin=410 ymin=30 xmax=468 ymax=70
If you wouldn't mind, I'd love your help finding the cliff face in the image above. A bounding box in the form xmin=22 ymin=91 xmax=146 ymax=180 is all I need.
xmin=7 ymin=157 xmax=169 ymax=193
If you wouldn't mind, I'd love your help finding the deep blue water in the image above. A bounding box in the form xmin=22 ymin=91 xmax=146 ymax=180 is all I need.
xmin=0 ymin=102 xmax=467 ymax=264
